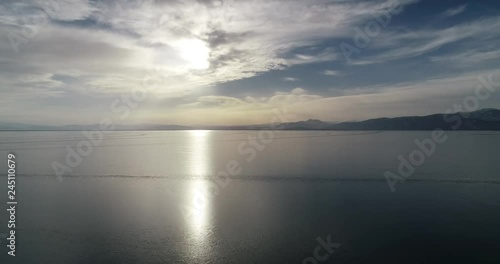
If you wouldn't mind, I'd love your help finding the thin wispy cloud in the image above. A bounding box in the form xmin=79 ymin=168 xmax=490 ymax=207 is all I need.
xmin=283 ymin=77 xmax=299 ymax=82
xmin=322 ymin=70 xmax=344 ymax=77
xmin=442 ymin=4 xmax=468 ymax=18
xmin=351 ymin=16 xmax=500 ymax=65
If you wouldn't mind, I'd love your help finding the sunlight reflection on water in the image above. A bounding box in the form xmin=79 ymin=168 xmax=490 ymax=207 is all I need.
xmin=185 ymin=130 xmax=213 ymax=259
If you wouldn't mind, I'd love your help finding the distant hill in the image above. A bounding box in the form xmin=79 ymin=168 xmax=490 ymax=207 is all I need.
xmin=231 ymin=108 xmax=500 ymax=130
xmin=202 ymin=119 xmax=335 ymax=130
xmin=281 ymin=119 xmax=333 ymax=130
xmin=1 ymin=108 xmax=500 ymax=131
xmin=327 ymin=108 xmax=500 ymax=131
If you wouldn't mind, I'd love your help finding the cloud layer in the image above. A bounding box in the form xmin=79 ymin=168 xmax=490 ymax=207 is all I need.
xmin=1 ymin=0 xmax=499 ymax=125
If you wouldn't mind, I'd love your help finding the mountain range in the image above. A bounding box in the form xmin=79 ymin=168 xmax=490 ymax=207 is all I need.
xmin=1 ymin=108 xmax=500 ymax=131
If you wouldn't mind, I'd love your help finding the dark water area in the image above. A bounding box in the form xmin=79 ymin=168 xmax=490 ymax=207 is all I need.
xmin=0 ymin=131 xmax=499 ymax=263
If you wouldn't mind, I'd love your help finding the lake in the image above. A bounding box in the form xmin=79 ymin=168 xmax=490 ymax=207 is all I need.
xmin=1 ymin=131 xmax=499 ymax=263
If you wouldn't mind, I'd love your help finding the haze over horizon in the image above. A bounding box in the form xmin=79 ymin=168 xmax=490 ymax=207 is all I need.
xmin=1 ymin=0 xmax=500 ymax=126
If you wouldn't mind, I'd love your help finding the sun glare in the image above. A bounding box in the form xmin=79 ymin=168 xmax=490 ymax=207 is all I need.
xmin=177 ymin=39 xmax=210 ymax=70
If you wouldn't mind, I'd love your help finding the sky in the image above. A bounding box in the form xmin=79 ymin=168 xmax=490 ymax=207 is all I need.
xmin=1 ymin=0 xmax=500 ymax=126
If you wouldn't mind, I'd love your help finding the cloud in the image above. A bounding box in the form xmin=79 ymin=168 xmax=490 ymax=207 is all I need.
xmin=352 ymin=16 xmax=500 ymax=65
xmin=441 ymin=4 xmax=467 ymax=18
xmin=1 ymin=0 xmax=499 ymax=126
xmin=192 ymin=95 xmax=247 ymax=108
xmin=0 ymin=0 xmax=420 ymax=116
xmin=322 ymin=70 xmax=344 ymax=76
xmin=169 ymin=69 xmax=500 ymax=125
xmin=430 ymin=49 xmax=500 ymax=66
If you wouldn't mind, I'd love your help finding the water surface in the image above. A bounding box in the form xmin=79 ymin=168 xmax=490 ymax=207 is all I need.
xmin=0 ymin=131 xmax=499 ymax=263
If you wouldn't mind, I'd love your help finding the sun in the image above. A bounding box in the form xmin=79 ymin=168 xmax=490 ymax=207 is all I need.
xmin=177 ymin=38 xmax=210 ymax=70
